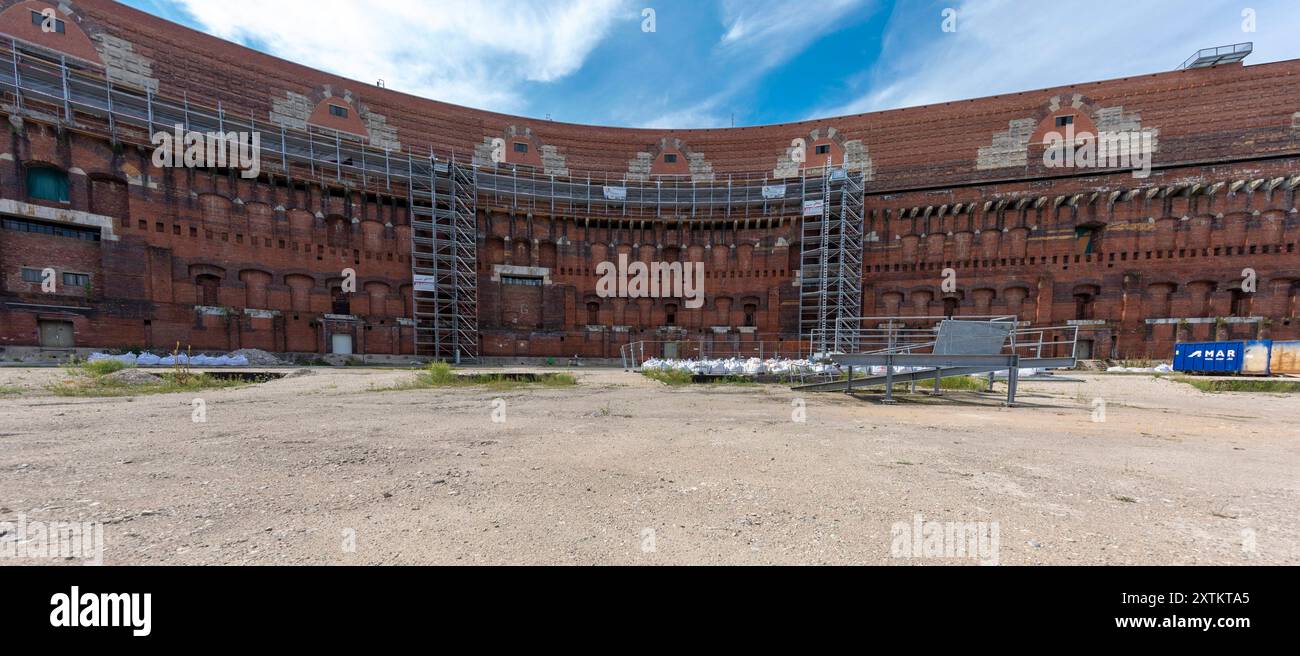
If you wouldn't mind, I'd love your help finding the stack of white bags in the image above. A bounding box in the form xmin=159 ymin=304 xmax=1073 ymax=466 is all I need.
xmin=640 ymin=357 xmax=840 ymax=375
xmin=640 ymin=357 xmax=1057 ymax=379
xmin=87 ymin=351 xmax=251 ymax=367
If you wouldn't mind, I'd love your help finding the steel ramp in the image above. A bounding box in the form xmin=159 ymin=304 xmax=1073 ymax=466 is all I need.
xmin=789 ymin=319 xmax=1066 ymax=405
xmin=793 ymin=365 xmax=1000 ymax=392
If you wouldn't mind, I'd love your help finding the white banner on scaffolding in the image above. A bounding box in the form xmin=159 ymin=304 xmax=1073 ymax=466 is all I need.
xmin=413 ymin=274 xmax=437 ymax=292
xmin=603 ymin=185 xmax=627 ymax=201
xmin=802 ymin=199 xmax=824 ymax=216
xmin=761 ymin=184 xmax=786 ymax=199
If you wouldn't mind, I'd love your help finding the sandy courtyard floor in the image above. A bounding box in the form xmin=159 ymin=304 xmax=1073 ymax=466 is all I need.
xmin=0 ymin=367 xmax=1296 ymax=565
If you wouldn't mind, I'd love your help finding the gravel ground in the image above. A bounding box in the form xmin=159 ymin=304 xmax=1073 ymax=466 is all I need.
xmin=0 ymin=367 xmax=1296 ymax=565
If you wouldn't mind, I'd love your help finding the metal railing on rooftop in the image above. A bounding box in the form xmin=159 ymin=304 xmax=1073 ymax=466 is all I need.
xmin=0 ymin=38 xmax=862 ymax=221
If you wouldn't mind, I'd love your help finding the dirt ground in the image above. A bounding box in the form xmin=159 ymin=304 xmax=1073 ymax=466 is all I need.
xmin=0 ymin=366 xmax=1296 ymax=565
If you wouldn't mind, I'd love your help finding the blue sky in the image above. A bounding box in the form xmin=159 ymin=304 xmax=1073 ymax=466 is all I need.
xmin=122 ymin=0 xmax=1300 ymax=128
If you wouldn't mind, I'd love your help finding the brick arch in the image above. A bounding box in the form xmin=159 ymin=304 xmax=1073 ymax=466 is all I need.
xmin=285 ymin=273 xmax=315 ymax=312
xmin=87 ymin=173 xmax=128 ymax=218
xmin=0 ymin=1 xmax=103 ymax=66
xmin=363 ymin=280 xmax=391 ymax=317
xmin=198 ymin=193 xmax=233 ymax=227
xmin=537 ymin=240 xmax=558 ymax=269
xmin=239 ymin=269 xmax=273 ymax=309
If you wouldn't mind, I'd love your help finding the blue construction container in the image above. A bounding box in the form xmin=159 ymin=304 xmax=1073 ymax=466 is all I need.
xmin=1173 ymin=341 xmax=1245 ymax=373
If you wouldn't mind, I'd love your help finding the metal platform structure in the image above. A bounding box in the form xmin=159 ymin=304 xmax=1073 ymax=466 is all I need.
xmin=800 ymin=165 xmax=866 ymax=358
xmin=796 ymin=316 xmax=1079 ymax=405
xmin=1179 ymin=42 xmax=1252 ymax=70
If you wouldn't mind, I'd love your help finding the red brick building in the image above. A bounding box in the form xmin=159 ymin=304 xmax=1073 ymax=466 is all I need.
xmin=1 ymin=0 xmax=1297 ymax=361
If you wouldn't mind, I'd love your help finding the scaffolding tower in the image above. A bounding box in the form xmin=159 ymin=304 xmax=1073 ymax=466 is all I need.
xmin=409 ymin=158 xmax=479 ymax=363
xmin=800 ymin=165 xmax=865 ymax=357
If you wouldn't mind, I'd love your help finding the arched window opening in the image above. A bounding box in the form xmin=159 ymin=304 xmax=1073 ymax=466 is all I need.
xmin=196 ymin=275 xmax=221 ymax=306
xmin=26 ymin=167 xmax=69 ymax=203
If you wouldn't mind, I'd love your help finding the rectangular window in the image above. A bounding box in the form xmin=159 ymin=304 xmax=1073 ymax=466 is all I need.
xmin=663 ymin=154 xmax=677 ymax=163
xmin=1 ymin=215 xmax=100 ymax=241
xmin=502 ymin=275 xmax=543 ymax=286
xmin=328 ymin=104 xmax=349 ymax=118
xmin=63 ymin=272 xmax=90 ymax=287
xmin=1056 ymin=115 xmax=1074 ymax=127
xmin=30 ymin=10 xmax=66 ymax=34
xmin=513 ymin=142 xmax=529 ymax=153
xmin=21 ymin=268 xmax=44 ymax=283
xmin=815 ymin=144 xmax=831 ymax=155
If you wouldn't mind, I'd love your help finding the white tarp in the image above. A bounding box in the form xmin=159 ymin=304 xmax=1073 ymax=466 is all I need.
xmin=761 ymin=184 xmax=786 ymax=199
xmin=1106 ymin=363 xmax=1173 ymax=373
xmin=602 ymin=185 xmax=627 ymax=201
xmin=89 ymin=351 xmax=251 ymax=367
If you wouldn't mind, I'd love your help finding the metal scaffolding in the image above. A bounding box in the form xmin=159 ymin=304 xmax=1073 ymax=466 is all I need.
xmin=0 ymin=38 xmax=874 ymax=360
xmin=408 ymin=157 xmax=479 ymax=363
xmin=800 ymin=165 xmax=865 ymax=357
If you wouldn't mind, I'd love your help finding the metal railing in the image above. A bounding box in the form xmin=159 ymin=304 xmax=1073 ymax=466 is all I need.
xmin=808 ymin=315 xmax=1079 ymax=361
xmin=0 ymin=39 xmax=866 ymax=222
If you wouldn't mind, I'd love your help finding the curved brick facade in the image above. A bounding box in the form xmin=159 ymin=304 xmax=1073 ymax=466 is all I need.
xmin=1 ymin=0 xmax=1298 ymax=361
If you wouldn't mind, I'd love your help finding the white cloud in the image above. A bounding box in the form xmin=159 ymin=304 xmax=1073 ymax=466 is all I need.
xmin=810 ymin=0 xmax=1300 ymax=118
xmin=172 ymin=0 xmax=629 ymax=113
xmin=628 ymin=0 xmax=873 ymax=127
xmin=717 ymin=0 xmax=869 ymax=68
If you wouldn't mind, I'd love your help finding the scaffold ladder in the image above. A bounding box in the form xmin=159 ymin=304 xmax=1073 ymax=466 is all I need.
xmin=799 ymin=165 xmax=865 ymax=357
xmin=410 ymin=158 xmax=479 ymax=363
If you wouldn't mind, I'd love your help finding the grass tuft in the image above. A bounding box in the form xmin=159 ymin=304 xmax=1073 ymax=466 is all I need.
xmin=373 ymin=362 xmax=577 ymax=392
xmin=77 ymin=359 xmax=132 ymax=377
xmin=640 ymin=370 xmax=758 ymax=386
xmin=46 ymin=371 xmax=248 ymax=397
xmin=1172 ymin=377 xmax=1300 ymax=394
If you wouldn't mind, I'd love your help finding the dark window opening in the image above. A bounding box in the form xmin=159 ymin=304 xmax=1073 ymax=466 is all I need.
xmin=943 ymin=297 xmax=959 ymax=318
xmin=664 ymin=304 xmax=677 ymax=326
xmin=743 ymin=304 xmax=757 ymax=327
xmin=1075 ymin=225 xmax=1101 ymax=255
xmin=196 ymin=275 xmax=221 ymax=306
xmin=21 ymin=267 xmax=44 ymax=283
xmin=1074 ymin=294 xmax=1094 ymax=321
xmin=502 ymin=275 xmax=543 ymax=286
xmin=62 ymin=272 xmax=89 ymax=287
xmin=1056 ymin=115 xmax=1074 ymax=127
xmin=30 ymin=10 xmax=65 ymax=34
xmin=1230 ymin=289 xmax=1250 ymax=317
xmin=331 ymin=287 xmax=351 ymax=315
xmin=814 ymin=144 xmax=831 ymax=155
xmin=586 ymin=302 xmax=600 ymax=325
xmin=328 ymin=104 xmax=349 ymax=118
xmin=663 ymin=153 xmax=677 ymax=163
xmin=26 ymin=167 xmax=70 ymax=202
xmin=513 ymin=142 xmax=529 ymax=153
